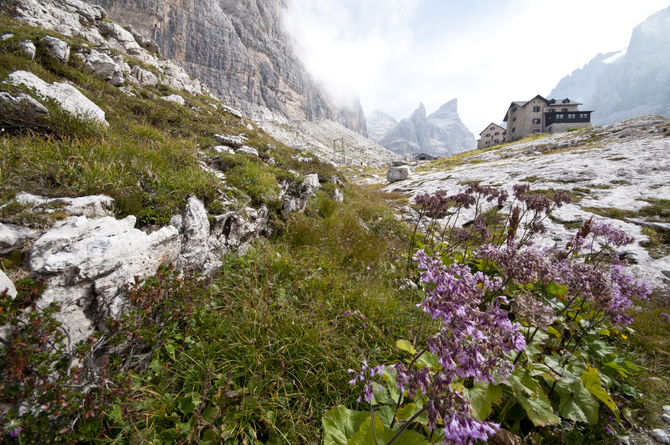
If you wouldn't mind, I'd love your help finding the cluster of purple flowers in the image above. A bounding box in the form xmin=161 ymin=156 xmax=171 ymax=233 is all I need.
xmin=347 ymin=361 xmax=386 ymax=403
xmin=386 ymin=250 xmax=526 ymax=443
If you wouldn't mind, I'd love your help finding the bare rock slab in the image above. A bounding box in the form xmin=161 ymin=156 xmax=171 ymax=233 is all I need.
xmin=387 ymin=165 xmax=411 ymax=183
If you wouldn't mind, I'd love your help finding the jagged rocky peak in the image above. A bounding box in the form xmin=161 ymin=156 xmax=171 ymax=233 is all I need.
xmin=549 ymin=5 xmax=670 ymax=125
xmin=366 ymin=110 xmax=398 ymax=143
xmin=379 ymin=99 xmax=475 ymax=157
xmin=90 ymin=0 xmax=367 ymax=135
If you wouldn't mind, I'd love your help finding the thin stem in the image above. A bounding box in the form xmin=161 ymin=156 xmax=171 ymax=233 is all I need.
xmin=386 ymin=405 xmax=428 ymax=445
xmin=371 ymin=404 xmax=378 ymax=445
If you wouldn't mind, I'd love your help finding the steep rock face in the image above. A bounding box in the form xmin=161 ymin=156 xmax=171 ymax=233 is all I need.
xmin=92 ymin=0 xmax=367 ymax=135
xmin=366 ymin=110 xmax=397 ymax=143
xmin=380 ymin=99 xmax=475 ymax=157
xmin=549 ymin=6 xmax=670 ymax=125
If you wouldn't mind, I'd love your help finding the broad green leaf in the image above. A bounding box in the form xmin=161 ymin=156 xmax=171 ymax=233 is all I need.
xmin=396 ymin=339 xmax=417 ymax=355
xmin=546 ymin=326 xmax=562 ymax=338
xmin=581 ymin=366 xmax=619 ymax=420
xmin=464 ymin=382 xmax=503 ymax=421
xmin=347 ymin=415 xmax=426 ymax=445
xmin=416 ymin=351 xmax=440 ymax=370
xmin=164 ymin=342 xmax=176 ymax=359
xmin=508 ymin=370 xmax=560 ymax=427
xmin=396 ymin=403 xmax=419 ymax=421
xmin=322 ymin=405 xmax=370 ymax=445
xmin=598 ymin=328 xmax=610 ymax=336
xmin=555 ymin=380 xmax=599 ymax=424
xmin=382 ymin=367 xmax=401 ymax=402
xmin=546 ymin=281 xmax=568 ymax=296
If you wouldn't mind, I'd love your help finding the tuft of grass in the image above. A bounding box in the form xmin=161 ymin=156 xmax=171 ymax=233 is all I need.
xmin=581 ymin=207 xmax=636 ymax=221
xmin=639 ymin=199 xmax=670 ymax=223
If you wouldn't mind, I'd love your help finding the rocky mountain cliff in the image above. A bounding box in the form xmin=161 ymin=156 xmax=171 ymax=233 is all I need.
xmin=91 ymin=0 xmax=367 ymax=135
xmin=366 ymin=110 xmax=398 ymax=143
xmin=378 ymin=99 xmax=475 ymax=157
xmin=549 ymin=6 xmax=670 ymax=125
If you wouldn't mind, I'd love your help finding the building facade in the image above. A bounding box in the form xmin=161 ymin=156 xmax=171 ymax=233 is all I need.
xmin=477 ymin=123 xmax=506 ymax=149
xmin=503 ymin=95 xmax=592 ymax=141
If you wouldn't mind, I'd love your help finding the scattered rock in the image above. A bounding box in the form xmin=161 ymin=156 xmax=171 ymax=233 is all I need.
xmin=333 ymin=188 xmax=344 ymax=203
xmin=28 ymin=215 xmax=181 ymax=344
xmin=652 ymin=429 xmax=670 ymax=444
xmin=174 ymin=196 xmax=220 ymax=276
xmin=0 ymin=33 xmax=14 ymax=40
xmin=0 ymin=270 xmax=17 ymax=299
xmin=15 ymin=192 xmax=114 ymax=218
xmin=265 ymin=156 xmax=276 ymax=165
xmin=0 ymin=91 xmax=49 ymax=129
xmin=294 ymin=155 xmax=313 ymax=163
xmin=663 ymin=406 xmax=670 ymax=416
xmin=7 ymin=70 xmax=108 ymax=125
xmin=213 ymin=133 xmax=246 ymax=148
xmin=387 ymin=165 xmax=411 ymax=183
xmin=78 ymin=48 xmax=124 ymax=85
xmin=125 ymin=25 xmax=160 ymax=54
xmin=129 ymin=65 xmax=158 ymax=87
xmin=221 ymin=105 xmax=244 ymax=118
xmin=18 ymin=39 xmax=36 ymax=59
xmin=618 ymin=436 xmax=632 ymax=445
xmin=40 ymin=35 xmax=70 ymax=63
xmin=0 ymin=223 xmax=39 ymax=255
xmin=97 ymin=21 xmax=143 ymax=55
xmin=162 ymin=94 xmax=185 ymax=105
xmin=213 ymin=145 xmax=234 ymax=154
xmin=282 ymin=174 xmax=320 ymax=215
xmin=662 ymin=414 xmax=670 ymax=424
xmin=332 ymin=175 xmax=345 ymax=188
xmin=236 ymin=145 xmax=259 ymax=157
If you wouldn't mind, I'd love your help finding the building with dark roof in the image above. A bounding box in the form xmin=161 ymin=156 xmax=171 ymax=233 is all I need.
xmin=503 ymin=95 xmax=592 ymax=141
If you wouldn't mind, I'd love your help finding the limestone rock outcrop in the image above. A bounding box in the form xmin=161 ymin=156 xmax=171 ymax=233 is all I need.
xmin=40 ymin=35 xmax=70 ymax=63
xmin=90 ymin=0 xmax=367 ymax=134
xmin=7 ymin=70 xmax=108 ymax=125
xmin=0 ymin=91 xmax=49 ymax=129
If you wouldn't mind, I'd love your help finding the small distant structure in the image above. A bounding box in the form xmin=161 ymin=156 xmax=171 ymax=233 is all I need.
xmin=503 ymin=95 xmax=592 ymax=141
xmin=414 ymin=152 xmax=437 ymax=161
xmin=477 ymin=123 xmax=506 ymax=149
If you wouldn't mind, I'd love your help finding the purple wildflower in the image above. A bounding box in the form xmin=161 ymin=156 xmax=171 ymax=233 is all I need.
xmin=348 ymin=361 xmax=386 ymax=403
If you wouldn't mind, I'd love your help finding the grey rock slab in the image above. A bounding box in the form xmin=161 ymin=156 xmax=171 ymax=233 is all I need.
xmin=14 ymin=192 xmax=114 ymax=218
xmin=7 ymin=70 xmax=108 ymax=125
xmin=662 ymin=414 xmax=670 ymax=424
xmin=175 ymin=196 xmax=219 ymax=274
xmin=282 ymin=174 xmax=320 ymax=215
xmin=0 ymin=91 xmax=49 ymax=129
xmin=0 ymin=223 xmax=40 ymax=255
xmin=0 ymin=270 xmax=17 ymax=299
xmin=664 ymin=406 xmax=670 ymax=416
xmin=333 ymin=188 xmax=344 ymax=203
xmin=129 ymin=65 xmax=158 ymax=87
xmin=40 ymin=35 xmax=70 ymax=63
xmin=213 ymin=145 xmax=234 ymax=154
xmin=651 ymin=429 xmax=670 ymax=444
xmin=18 ymin=40 xmax=36 ymax=59
xmin=29 ymin=215 xmax=180 ymax=344
xmin=387 ymin=166 xmax=411 ymax=183
xmin=79 ymin=48 xmax=123 ymax=84
xmin=161 ymin=94 xmax=185 ymax=105
xmin=213 ymin=134 xmax=246 ymax=148
xmin=236 ymin=145 xmax=259 ymax=157
xmin=0 ymin=33 xmax=14 ymax=40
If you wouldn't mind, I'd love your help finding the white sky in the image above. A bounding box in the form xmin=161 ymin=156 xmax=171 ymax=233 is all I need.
xmin=283 ymin=0 xmax=670 ymax=133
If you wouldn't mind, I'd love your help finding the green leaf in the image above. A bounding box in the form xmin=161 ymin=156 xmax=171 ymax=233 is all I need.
xmin=464 ymin=382 xmax=503 ymax=421
xmin=347 ymin=415 xmax=426 ymax=445
xmin=546 ymin=326 xmax=562 ymax=338
xmin=581 ymin=366 xmax=619 ymax=420
xmin=396 ymin=339 xmax=417 ymax=355
xmin=555 ymin=380 xmax=599 ymax=424
xmin=416 ymin=351 xmax=440 ymax=370
xmin=107 ymin=404 xmax=123 ymax=423
xmin=322 ymin=405 xmax=370 ymax=445
xmin=164 ymin=342 xmax=176 ymax=359
xmin=508 ymin=370 xmax=560 ymax=427
xmin=546 ymin=281 xmax=568 ymax=296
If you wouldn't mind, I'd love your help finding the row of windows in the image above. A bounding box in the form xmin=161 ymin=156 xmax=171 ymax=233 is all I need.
xmin=484 ymin=139 xmax=502 ymax=145
xmin=484 ymin=131 xmax=502 ymax=137
xmin=553 ymin=113 xmax=589 ymax=120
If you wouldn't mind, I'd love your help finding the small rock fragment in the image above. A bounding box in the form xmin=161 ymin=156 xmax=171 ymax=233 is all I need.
xmin=236 ymin=146 xmax=259 ymax=157
xmin=19 ymin=40 xmax=36 ymax=59
xmin=652 ymin=428 xmax=670 ymax=444
xmin=162 ymin=94 xmax=185 ymax=105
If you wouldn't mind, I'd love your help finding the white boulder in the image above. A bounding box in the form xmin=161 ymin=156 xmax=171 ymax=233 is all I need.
xmin=0 ymin=270 xmax=17 ymax=299
xmin=7 ymin=70 xmax=108 ymax=126
xmin=129 ymin=65 xmax=158 ymax=87
xmin=162 ymin=94 xmax=185 ymax=105
xmin=236 ymin=145 xmax=259 ymax=157
xmin=40 ymin=35 xmax=70 ymax=63
xmin=213 ymin=133 xmax=246 ymax=148
xmin=14 ymin=192 xmax=114 ymax=218
xmin=18 ymin=40 xmax=36 ymax=59
xmin=79 ymin=49 xmax=124 ymax=85
xmin=0 ymin=223 xmax=39 ymax=255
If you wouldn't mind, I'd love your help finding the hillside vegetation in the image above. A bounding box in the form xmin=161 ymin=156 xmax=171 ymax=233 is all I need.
xmin=0 ymin=12 xmax=669 ymax=445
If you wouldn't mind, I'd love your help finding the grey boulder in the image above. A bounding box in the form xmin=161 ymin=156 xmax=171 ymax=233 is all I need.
xmin=40 ymin=35 xmax=70 ymax=63
xmin=0 ymin=223 xmax=40 ymax=255
xmin=129 ymin=65 xmax=158 ymax=87
xmin=387 ymin=166 xmax=411 ymax=183
xmin=19 ymin=40 xmax=36 ymax=59
xmin=0 ymin=91 xmax=49 ymax=129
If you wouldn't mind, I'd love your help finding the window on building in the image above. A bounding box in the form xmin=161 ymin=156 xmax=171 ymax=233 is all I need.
xmin=486 ymin=141 xmax=490 ymax=145
xmin=494 ymin=132 xmax=499 ymax=135
xmin=533 ymin=129 xmax=540 ymax=133
xmin=568 ymin=114 xmax=576 ymax=119
xmin=532 ymin=118 xmax=540 ymax=124
xmin=533 ymin=106 xmax=541 ymax=112
xmin=494 ymin=139 xmax=499 ymax=143
xmin=580 ymin=113 xmax=588 ymax=119
xmin=513 ymin=117 xmax=517 ymax=122
xmin=562 ymin=99 xmax=570 ymax=104
xmin=550 ymin=108 xmax=555 ymax=112
xmin=512 ymin=127 xmax=516 ymax=133
xmin=490 ymin=127 xmax=494 ymax=130
xmin=486 ymin=133 xmax=491 ymax=137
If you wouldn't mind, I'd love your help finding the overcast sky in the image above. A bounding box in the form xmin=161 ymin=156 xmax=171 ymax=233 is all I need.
xmin=283 ymin=0 xmax=670 ymax=133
